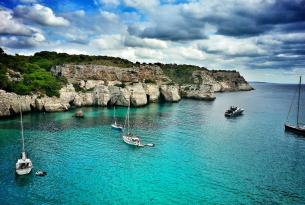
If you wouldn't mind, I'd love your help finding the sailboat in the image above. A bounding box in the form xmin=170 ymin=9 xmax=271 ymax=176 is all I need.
xmin=284 ymin=76 xmax=305 ymax=136
xmin=16 ymin=105 xmax=33 ymax=175
xmin=111 ymin=106 xmax=123 ymax=131
xmin=122 ymin=91 xmax=144 ymax=147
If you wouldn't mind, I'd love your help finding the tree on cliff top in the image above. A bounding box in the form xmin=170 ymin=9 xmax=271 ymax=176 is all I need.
xmin=0 ymin=47 xmax=4 ymax=56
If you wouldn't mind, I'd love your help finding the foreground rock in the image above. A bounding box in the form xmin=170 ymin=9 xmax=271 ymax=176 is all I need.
xmin=74 ymin=110 xmax=84 ymax=118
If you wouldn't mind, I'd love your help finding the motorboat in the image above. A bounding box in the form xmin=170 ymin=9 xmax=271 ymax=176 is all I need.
xmin=225 ymin=106 xmax=244 ymax=117
xmin=35 ymin=170 xmax=47 ymax=176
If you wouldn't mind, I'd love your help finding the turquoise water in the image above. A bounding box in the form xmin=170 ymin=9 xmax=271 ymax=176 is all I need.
xmin=1 ymin=83 xmax=305 ymax=204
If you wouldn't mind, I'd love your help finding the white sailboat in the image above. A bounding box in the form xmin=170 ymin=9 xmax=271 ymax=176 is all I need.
xmin=122 ymin=91 xmax=144 ymax=147
xmin=16 ymin=105 xmax=33 ymax=175
xmin=111 ymin=106 xmax=123 ymax=131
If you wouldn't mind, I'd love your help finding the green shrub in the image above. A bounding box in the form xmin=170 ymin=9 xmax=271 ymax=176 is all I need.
xmin=144 ymin=79 xmax=156 ymax=84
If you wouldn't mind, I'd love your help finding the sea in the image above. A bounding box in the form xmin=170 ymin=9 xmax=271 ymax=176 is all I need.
xmin=1 ymin=82 xmax=305 ymax=205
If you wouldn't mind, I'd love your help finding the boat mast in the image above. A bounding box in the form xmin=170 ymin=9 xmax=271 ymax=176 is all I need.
xmin=127 ymin=90 xmax=133 ymax=134
xmin=20 ymin=104 xmax=25 ymax=152
xmin=297 ymin=76 xmax=301 ymax=127
xmin=113 ymin=106 xmax=116 ymax=124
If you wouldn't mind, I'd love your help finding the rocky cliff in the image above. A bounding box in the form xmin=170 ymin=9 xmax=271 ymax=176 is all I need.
xmin=0 ymin=64 xmax=253 ymax=118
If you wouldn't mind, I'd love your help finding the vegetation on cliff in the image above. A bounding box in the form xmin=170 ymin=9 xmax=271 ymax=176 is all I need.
xmin=0 ymin=48 xmax=134 ymax=96
xmin=157 ymin=64 xmax=207 ymax=85
xmin=0 ymin=48 xmax=246 ymax=97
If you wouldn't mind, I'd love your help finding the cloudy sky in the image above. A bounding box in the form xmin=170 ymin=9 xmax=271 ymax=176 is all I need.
xmin=0 ymin=0 xmax=305 ymax=83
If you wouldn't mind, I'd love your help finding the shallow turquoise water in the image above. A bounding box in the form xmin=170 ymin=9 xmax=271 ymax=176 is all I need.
xmin=1 ymin=83 xmax=305 ymax=204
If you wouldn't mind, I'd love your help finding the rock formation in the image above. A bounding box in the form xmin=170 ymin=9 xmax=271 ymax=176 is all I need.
xmin=0 ymin=64 xmax=253 ymax=118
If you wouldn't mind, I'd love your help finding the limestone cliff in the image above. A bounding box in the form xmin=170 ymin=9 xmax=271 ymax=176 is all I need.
xmin=0 ymin=63 xmax=253 ymax=118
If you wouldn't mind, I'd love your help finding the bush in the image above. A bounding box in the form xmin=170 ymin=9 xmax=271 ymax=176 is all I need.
xmin=144 ymin=79 xmax=156 ymax=83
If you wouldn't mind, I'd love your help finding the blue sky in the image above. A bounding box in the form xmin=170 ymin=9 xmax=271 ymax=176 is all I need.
xmin=0 ymin=0 xmax=305 ymax=83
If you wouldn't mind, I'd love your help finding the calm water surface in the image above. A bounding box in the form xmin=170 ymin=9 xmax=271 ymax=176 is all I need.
xmin=1 ymin=83 xmax=305 ymax=204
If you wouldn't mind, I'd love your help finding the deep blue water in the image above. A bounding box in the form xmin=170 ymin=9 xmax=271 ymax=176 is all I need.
xmin=1 ymin=83 xmax=305 ymax=205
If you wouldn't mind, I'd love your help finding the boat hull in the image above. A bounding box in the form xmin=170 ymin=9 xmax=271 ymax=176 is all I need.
xmin=225 ymin=110 xmax=244 ymax=117
xmin=16 ymin=167 xmax=32 ymax=175
xmin=285 ymin=124 xmax=305 ymax=136
xmin=111 ymin=124 xmax=123 ymax=131
xmin=122 ymin=135 xmax=144 ymax=147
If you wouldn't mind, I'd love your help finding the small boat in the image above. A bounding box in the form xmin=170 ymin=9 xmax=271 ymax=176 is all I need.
xmin=285 ymin=76 xmax=305 ymax=136
xmin=225 ymin=106 xmax=244 ymax=117
xmin=122 ymin=90 xmax=144 ymax=147
xmin=35 ymin=171 xmax=47 ymax=176
xmin=111 ymin=106 xmax=123 ymax=131
xmin=16 ymin=105 xmax=33 ymax=175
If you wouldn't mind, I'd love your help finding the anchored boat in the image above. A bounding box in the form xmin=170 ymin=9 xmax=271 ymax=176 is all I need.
xmin=16 ymin=105 xmax=33 ymax=175
xmin=225 ymin=106 xmax=244 ymax=117
xmin=111 ymin=106 xmax=123 ymax=131
xmin=284 ymin=76 xmax=305 ymax=136
xmin=122 ymin=90 xmax=144 ymax=147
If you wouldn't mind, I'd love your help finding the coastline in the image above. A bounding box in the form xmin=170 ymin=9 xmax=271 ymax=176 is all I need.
xmin=0 ymin=64 xmax=253 ymax=118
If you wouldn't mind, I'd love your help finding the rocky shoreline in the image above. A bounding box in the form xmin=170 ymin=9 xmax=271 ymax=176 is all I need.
xmin=0 ymin=64 xmax=253 ymax=118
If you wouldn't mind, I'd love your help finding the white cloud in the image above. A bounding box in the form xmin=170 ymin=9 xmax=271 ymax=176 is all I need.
xmin=0 ymin=9 xmax=34 ymax=36
xmin=134 ymin=48 xmax=163 ymax=61
xmin=100 ymin=11 xmax=119 ymax=22
xmin=0 ymin=32 xmax=46 ymax=48
xmin=123 ymin=0 xmax=159 ymax=11
xmin=19 ymin=0 xmax=38 ymax=3
xmin=73 ymin=10 xmax=85 ymax=18
xmin=124 ymin=35 xmax=167 ymax=49
xmin=198 ymin=35 xmax=266 ymax=56
xmin=90 ymin=34 xmax=123 ymax=49
xmin=100 ymin=0 xmax=120 ymax=6
xmin=15 ymin=4 xmax=70 ymax=26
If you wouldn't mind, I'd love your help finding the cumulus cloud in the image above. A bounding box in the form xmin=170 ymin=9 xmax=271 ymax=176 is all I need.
xmin=19 ymin=0 xmax=38 ymax=3
xmin=0 ymin=8 xmax=34 ymax=36
xmin=198 ymin=35 xmax=266 ymax=57
xmin=0 ymin=32 xmax=45 ymax=48
xmin=124 ymin=35 xmax=167 ymax=49
xmin=72 ymin=10 xmax=85 ymax=18
xmin=90 ymin=34 xmax=124 ymax=50
xmin=123 ymin=0 xmax=159 ymax=11
xmin=15 ymin=4 xmax=70 ymax=26
xmin=99 ymin=0 xmax=120 ymax=6
xmin=0 ymin=0 xmax=304 ymax=82
xmin=100 ymin=11 xmax=119 ymax=22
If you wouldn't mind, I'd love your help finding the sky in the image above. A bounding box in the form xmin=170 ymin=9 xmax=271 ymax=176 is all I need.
xmin=0 ymin=0 xmax=305 ymax=83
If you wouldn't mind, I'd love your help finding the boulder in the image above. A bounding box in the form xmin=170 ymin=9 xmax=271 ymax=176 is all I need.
xmin=74 ymin=110 xmax=84 ymax=118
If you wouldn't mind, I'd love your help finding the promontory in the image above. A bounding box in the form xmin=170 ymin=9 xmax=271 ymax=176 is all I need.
xmin=0 ymin=49 xmax=253 ymax=118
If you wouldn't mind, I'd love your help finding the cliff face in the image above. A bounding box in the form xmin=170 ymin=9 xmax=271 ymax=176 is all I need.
xmin=0 ymin=64 xmax=253 ymax=118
